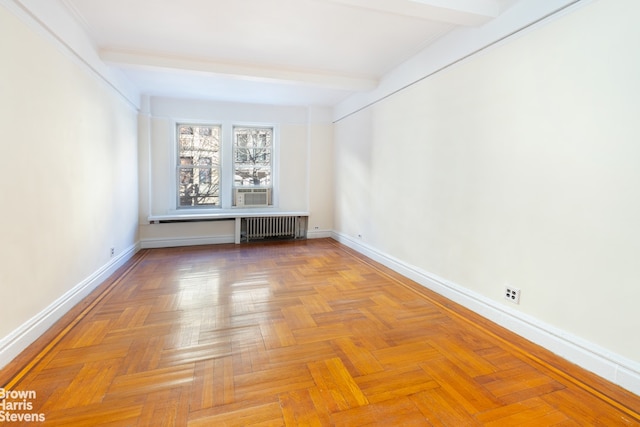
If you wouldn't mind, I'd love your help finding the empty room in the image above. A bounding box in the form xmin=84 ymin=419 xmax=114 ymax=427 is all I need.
xmin=1 ymin=0 xmax=639 ymax=425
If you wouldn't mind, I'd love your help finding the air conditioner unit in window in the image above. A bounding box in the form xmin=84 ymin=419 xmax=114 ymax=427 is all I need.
xmin=235 ymin=188 xmax=270 ymax=207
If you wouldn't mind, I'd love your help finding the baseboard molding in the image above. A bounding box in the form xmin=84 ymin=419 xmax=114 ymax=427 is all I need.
xmin=307 ymin=229 xmax=333 ymax=239
xmin=140 ymin=235 xmax=235 ymax=249
xmin=332 ymin=231 xmax=640 ymax=396
xmin=140 ymin=231 xmax=326 ymax=247
xmin=0 ymin=242 xmax=139 ymax=369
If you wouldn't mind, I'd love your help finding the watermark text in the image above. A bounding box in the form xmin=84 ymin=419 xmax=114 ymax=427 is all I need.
xmin=0 ymin=388 xmax=45 ymax=423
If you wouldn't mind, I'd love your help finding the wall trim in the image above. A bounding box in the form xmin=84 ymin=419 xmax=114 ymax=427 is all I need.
xmin=307 ymin=229 xmax=333 ymax=239
xmin=333 ymin=0 xmax=589 ymax=122
xmin=140 ymin=229 xmax=325 ymax=248
xmin=140 ymin=235 xmax=235 ymax=249
xmin=1 ymin=0 xmax=140 ymax=110
xmin=0 ymin=242 xmax=140 ymax=369
xmin=332 ymin=231 xmax=640 ymax=396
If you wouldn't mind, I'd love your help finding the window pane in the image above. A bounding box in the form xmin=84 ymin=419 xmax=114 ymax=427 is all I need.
xmin=234 ymin=128 xmax=272 ymax=150
xmin=235 ymin=148 xmax=271 ymax=165
xmin=178 ymin=125 xmax=220 ymax=164
xmin=179 ymin=167 xmax=219 ymax=206
xmin=199 ymin=158 xmax=212 ymax=183
xmin=180 ymin=157 xmax=193 ymax=185
xmin=234 ymin=166 xmax=271 ymax=187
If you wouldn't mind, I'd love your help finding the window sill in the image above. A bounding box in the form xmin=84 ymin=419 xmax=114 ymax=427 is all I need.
xmin=148 ymin=210 xmax=310 ymax=244
xmin=149 ymin=209 xmax=309 ymax=223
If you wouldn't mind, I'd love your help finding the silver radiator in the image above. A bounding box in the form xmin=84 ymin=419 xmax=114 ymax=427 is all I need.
xmin=243 ymin=216 xmax=307 ymax=242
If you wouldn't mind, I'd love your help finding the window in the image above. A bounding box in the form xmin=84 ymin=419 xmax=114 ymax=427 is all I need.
xmin=176 ymin=123 xmax=275 ymax=209
xmin=233 ymin=126 xmax=273 ymax=188
xmin=232 ymin=126 xmax=273 ymax=207
xmin=177 ymin=124 xmax=220 ymax=207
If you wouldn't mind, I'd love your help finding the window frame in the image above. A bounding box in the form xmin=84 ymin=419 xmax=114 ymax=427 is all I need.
xmin=175 ymin=123 xmax=222 ymax=209
xmin=233 ymin=124 xmax=273 ymax=181
xmin=173 ymin=121 xmax=278 ymax=211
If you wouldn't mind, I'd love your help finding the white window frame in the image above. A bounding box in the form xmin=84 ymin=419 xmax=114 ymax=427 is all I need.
xmin=175 ymin=123 xmax=222 ymax=209
xmin=173 ymin=121 xmax=279 ymax=211
xmin=232 ymin=125 xmax=275 ymax=207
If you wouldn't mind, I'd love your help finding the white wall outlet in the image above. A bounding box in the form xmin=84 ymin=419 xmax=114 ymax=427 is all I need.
xmin=110 ymin=247 xmax=115 ymax=258
xmin=505 ymin=286 xmax=521 ymax=304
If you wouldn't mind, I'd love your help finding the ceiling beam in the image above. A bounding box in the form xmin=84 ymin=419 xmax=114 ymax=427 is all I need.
xmin=316 ymin=0 xmax=500 ymax=26
xmin=100 ymin=49 xmax=378 ymax=92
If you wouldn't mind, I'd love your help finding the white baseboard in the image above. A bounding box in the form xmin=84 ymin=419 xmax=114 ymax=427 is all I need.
xmin=332 ymin=231 xmax=640 ymax=396
xmin=0 ymin=242 xmax=139 ymax=370
xmin=140 ymin=235 xmax=235 ymax=249
xmin=307 ymin=229 xmax=333 ymax=239
xmin=140 ymin=230 xmax=328 ymax=248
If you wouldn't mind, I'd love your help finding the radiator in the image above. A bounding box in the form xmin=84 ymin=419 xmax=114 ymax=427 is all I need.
xmin=243 ymin=216 xmax=306 ymax=242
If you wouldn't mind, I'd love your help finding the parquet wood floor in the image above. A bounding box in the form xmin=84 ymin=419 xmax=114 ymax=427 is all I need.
xmin=2 ymin=239 xmax=639 ymax=426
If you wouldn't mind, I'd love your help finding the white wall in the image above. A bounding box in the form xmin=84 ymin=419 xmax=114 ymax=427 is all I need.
xmin=308 ymin=106 xmax=335 ymax=237
xmin=334 ymin=0 xmax=640 ymax=392
xmin=0 ymin=5 xmax=139 ymax=364
xmin=139 ymin=97 xmax=334 ymax=245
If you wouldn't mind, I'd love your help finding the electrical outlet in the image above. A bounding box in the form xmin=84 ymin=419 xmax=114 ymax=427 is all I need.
xmin=110 ymin=247 xmax=115 ymax=258
xmin=504 ymin=286 xmax=521 ymax=304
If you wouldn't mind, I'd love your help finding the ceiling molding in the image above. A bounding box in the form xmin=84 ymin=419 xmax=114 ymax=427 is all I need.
xmin=100 ymin=49 xmax=378 ymax=92
xmin=314 ymin=0 xmax=500 ymax=26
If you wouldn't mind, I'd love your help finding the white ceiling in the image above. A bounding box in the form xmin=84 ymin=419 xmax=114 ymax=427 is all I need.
xmin=58 ymin=0 xmax=512 ymax=106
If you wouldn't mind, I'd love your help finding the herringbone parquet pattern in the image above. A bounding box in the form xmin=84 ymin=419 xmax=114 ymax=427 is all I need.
xmin=2 ymin=239 xmax=639 ymax=426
